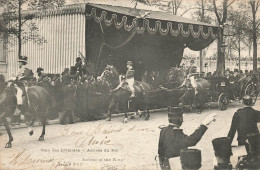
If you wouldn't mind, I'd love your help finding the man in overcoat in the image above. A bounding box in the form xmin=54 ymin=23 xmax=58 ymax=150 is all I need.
xmin=227 ymin=95 xmax=260 ymax=148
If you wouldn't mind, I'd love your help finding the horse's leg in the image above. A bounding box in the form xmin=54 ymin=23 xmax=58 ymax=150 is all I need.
xmin=27 ymin=115 xmax=36 ymax=136
xmin=123 ymin=100 xmax=128 ymax=123
xmin=145 ymin=108 xmax=150 ymax=121
xmin=39 ymin=116 xmax=46 ymax=141
xmin=106 ymin=99 xmax=115 ymax=121
xmin=3 ymin=117 xmax=13 ymax=148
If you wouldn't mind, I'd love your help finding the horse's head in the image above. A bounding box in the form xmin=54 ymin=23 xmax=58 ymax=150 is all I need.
xmin=101 ymin=65 xmax=120 ymax=89
xmin=166 ymin=67 xmax=187 ymax=86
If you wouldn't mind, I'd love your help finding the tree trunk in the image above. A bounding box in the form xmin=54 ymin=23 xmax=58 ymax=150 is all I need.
xmin=18 ymin=0 xmax=22 ymax=59
xmin=252 ymin=7 xmax=257 ymax=71
xmin=217 ymin=28 xmax=225 ymax=75
xmin=199 ymin=0 xmax=205 ymax=73
xmin=238 ymin=32 xmax=241 ymax=71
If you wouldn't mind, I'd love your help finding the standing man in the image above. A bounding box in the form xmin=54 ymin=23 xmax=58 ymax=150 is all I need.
xmin=75 ymin=57 xmax=83 ymax=76
xmin=36 ymin=67 xmax=44 ymax=82
xmin=227 ymin=95 xmax=260 ymax=147
xmin=126 ymin=61 xmax=135 ymax=98
xmin=158 ymin=106 xmax=216 ymax=170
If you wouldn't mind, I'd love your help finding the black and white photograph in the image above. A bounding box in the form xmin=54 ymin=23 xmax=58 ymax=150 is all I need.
xmin=0 ymin=0 xmax=260 ymax=170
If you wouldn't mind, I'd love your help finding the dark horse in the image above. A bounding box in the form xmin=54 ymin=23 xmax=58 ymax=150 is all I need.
xmin=166 ymin=67 xmax=210 ymax=113
xmin=101 ymin=65 xmax=153 ymax=123
xmin=0 ymin=81 xmax=51 ymax=148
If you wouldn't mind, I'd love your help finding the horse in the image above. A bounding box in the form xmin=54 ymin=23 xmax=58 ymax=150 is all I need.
xmin=166 ymin=67 xmax=210 ymax=113
xmin=0 ymin=81 xmax=51 ymax=148
xmin=101 ymin=65 xmax=153 ymax=123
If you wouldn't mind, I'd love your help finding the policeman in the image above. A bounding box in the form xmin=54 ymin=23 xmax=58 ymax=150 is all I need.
xmin=158 ymin=106 xmax=216 ymax=170
xmin=227 ymin=95 xmax=260 ymax=148
xmin=180 ymin=149 xmax=202 ymax=170
xmin=212 ymin=137 xmax=233 ymax=170
xmin=126 ymin=61 xmax=135 ymax=98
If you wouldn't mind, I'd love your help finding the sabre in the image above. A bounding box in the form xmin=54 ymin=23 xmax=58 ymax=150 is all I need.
xmin=79 ymin=51 xmax=88 ymax=63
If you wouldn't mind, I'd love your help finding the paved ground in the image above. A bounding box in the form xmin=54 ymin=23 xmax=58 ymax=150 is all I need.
xmin=0 ymin=99 xmax=260 ymax=170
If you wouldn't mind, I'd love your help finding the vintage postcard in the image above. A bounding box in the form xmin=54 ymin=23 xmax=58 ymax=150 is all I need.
xmin=0 ymin=0 xmax=260 ymax=170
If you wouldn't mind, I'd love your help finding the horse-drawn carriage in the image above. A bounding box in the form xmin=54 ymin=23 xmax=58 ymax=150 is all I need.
xmin=232 ymin=73 xmax=258 ymax=105
xmin=203 ymin=76 xmax=230 ymax=110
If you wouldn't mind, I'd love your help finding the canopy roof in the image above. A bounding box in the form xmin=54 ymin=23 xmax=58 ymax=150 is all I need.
xmin=85 ymin=3 xmax=220 ymax=73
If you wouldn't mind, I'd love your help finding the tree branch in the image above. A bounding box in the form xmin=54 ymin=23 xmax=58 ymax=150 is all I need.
xmin=213 ymin=0 xmax=221 ymax=23
xmin=227 ymin=0 xmax=235 ymax=7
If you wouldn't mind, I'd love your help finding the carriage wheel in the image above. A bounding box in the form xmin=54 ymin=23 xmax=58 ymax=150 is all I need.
xmin=232 ymin=83 xmax=240 ymax=100
xmin=218 ymin=93 xmax=229 ymax=110
xmin=245 ymin=84 xmax=258 ymax=106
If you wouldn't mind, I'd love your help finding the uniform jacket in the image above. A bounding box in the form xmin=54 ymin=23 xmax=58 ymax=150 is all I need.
xmin=228 ymin=107 xmax=260 ymax=145
xmin=126 ymin=67 xmax=135 ymax=79
xmin=158 ymin=124 xmax=207 ymax=159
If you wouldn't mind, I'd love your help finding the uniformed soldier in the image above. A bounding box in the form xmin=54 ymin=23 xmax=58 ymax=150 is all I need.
xmin=126 ymin=61 xmax=135 ymax=98
xmin=158 ymin=106 xmax=216 ymax=170
xmin=227 ymin=95 xmax=260 ymax=148
xmin=212 ymin=137 xmax=233 ymax=170
xmin=180 ymin=149 xmax=202 ymax=170
xmin=187 ymin=59 xmax=197 ymax=76
xmin=179 ymin=60 xmax=198 ymax=94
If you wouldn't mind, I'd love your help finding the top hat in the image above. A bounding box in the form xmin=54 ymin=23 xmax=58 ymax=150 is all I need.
xmin=180 ymin=149 xmax=201 ymax=170
xmin=18 ymin=56 xmax=28 ymax=64
xmin=76 ymin=57 xmax=81 ymax=63
xmin=127 ymin=61 xmax=133 ymax=66
xmin=247 ymin=133 xmax=260 ymax=155
xmin=36 ymin=67 xmax=44 ymax=73
xmin=168 ymin=106 xmax=183 ymax=118
xmin=212 ymin=137 xmax=232 ymax=158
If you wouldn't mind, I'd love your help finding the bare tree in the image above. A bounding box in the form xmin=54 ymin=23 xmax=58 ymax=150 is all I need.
xmin=249 ymin=0 xmax=260 ymax=71
xmin=212 ymin=0 xmax=235 ymax=75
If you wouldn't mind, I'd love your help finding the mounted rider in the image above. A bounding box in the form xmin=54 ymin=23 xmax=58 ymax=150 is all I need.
xmin=126 ymin=61 xmax=135 ymax=98
xmin=10 ymin=56 xmax=33 ymax=110
xmin=179 ymin=59 xmax=198 ymax=94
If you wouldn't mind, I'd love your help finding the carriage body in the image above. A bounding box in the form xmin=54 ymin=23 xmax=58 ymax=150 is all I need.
xmin=232 ymin=73 xmax=258 ymax=105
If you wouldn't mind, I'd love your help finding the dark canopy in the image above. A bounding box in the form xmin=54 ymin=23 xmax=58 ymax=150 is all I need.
xmin=85 ymin=3 xmax=219 ymax=73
